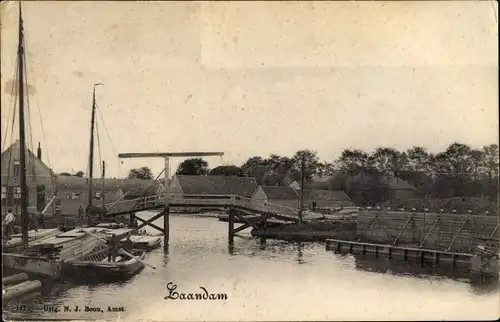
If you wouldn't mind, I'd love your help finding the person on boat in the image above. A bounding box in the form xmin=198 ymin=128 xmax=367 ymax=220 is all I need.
xmin=78 ymin=205 xmax=84 ymax=225
xmin=2 ymin=209 xmax=15 ymax=240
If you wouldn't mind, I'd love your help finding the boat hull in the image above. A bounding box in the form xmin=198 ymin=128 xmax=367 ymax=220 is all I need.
xmin=2 ymin=254 xmax=62 ymax=279
xmin=61 ymin=251 xmax=146 ymax=284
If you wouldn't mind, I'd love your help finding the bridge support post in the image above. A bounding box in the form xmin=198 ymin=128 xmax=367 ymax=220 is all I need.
xmin=129 ymin=212 xmax=136 ymax=228
xmin=228 ymin=209 xmax=235 ymax=245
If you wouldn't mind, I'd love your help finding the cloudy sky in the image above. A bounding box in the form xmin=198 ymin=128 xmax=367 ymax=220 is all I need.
xmin=1 ymin=1 xmax=498 ymax=178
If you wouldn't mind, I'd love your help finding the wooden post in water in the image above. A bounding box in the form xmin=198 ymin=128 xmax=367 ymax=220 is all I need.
xmin=163 ymin=156 xmax=170 ymax=249
xmin=228 ymin=209 xmax=235 ymax=245
xmin=298 ymin=155 xmax=306 ymax=225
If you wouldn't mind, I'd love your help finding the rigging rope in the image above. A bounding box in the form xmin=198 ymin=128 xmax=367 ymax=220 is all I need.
xmin=95 ymin=117 xmax=103 ymax=186
xmin=1 ymin=59 xmax=19 ymax=152
xmin=126 ymin=168 xmax=166 ymax=211
xmin=23 ymin=27 xmax=57 ymax=195
xmin=95 ymin=103 xmax=120 ymax=176
xmin=25 ymin=36 xmax=57 ymax=191
xmin=4 ymin=58 xmax=19 ymax=197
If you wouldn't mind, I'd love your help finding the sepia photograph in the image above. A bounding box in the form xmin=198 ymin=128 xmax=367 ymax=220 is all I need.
xmin=1 ymin=0 xmax=499 ymax=321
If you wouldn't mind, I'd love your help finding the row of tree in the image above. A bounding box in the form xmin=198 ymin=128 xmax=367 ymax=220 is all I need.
xmin=125 ymin=142 xmax=498 ymax=204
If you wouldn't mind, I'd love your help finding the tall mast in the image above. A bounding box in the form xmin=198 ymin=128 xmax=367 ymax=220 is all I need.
xmin=17 ymin=3 xmax=29 ymax=248
xmin=87 ymin=83 xmax=103 ymax=209
xmin=87 ymin=87 xmax=97 ymax=209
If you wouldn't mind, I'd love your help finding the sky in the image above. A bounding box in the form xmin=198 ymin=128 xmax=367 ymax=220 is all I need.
xmin=1 ymin=1 xmax=498 ymax=179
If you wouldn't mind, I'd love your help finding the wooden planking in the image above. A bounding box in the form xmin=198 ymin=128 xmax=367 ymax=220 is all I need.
xmin=356 ymin=211 xmax=499 ymax=252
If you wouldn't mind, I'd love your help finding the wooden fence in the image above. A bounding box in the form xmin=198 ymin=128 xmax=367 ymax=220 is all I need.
xmin=356 ymin=210 xmax=499 ymax=253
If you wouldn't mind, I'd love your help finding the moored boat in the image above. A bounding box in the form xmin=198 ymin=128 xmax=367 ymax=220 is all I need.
xmin=61 ymin=249 xmax=146 ymax=283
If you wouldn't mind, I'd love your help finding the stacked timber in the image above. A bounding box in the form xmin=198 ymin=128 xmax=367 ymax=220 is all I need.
xmin=28 ymin=228 xmax=103 ymax=261
xmin=3 ymin=228 xmax=61 ymax=250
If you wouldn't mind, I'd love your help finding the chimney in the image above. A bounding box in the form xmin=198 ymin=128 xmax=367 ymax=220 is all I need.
xmin=37 ymin=142 xmax=42 ymax=160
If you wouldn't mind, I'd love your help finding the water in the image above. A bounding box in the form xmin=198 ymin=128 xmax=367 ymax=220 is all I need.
xmin=3 ymin=211 xmax=500 ymax=321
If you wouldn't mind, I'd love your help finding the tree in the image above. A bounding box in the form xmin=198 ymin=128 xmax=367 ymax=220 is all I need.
xmin=406 ymin=146 xmax=432 ymax=173
xmin=267 ymin=154 xmax=295 ymax=185
xmin=480 ymin=144 xmax=499 ymax=179
xmin=209 ymin=165 xmax=243 ymax=176
xmin=241 ymin=156 xmax=268 ymax=176
xmin=176 ymin=158 xmax=209 ymax=175
xmin=291 ymin=149 xmax=321 ymax=182
xmin=431 ymin=143 xmax=481 ymax=197
xmin=128 ymin=167 xmax=154 ymax=180
xmin=371 ymin=147 xmax=407 ymax=176
xmin=241 ymin=156 xmax=271 ymax=184
xmin=336 ymin=149 xmax=372 ymax=175
xmin=74 ymin=171 xmax=85 ymax=177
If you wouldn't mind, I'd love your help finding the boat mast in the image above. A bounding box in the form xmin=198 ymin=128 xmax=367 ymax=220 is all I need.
xmin=101 ymin=160 xmax=105 ymax=208
xmin=87 ymin=83 xmax=102 ymax=211
xmin=17 ymin=3 xmax=29 ymax=248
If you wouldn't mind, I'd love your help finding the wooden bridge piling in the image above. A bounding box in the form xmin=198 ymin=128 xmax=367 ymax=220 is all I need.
xmin=228 ymin=209 xmax=235 ymax=245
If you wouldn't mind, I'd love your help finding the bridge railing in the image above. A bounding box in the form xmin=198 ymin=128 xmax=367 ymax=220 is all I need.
xmin=104 ymin=193 xmax=300 ymax=218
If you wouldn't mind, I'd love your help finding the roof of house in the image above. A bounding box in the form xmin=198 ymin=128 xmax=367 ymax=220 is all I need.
xmin=56 ymin=176 xmax=162 ymax=195
xmin=388 ymin=177 xmax=416 ymax=190
xmin=1 ymin=140 xmax=56 ymax=177
xmin=260 ymin=186 xmax=298 ymax=200
xmin=298 ymin=189 xmax=353 ymax=202
xmin=174 ymin=175 xmax=258 ymax=197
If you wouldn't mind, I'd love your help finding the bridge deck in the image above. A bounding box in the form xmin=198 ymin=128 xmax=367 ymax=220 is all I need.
xmin=104 ymin=194 xmax=301 ymax=222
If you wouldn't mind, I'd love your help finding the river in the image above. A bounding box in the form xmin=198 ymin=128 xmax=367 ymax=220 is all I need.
xmin=3 ymin=211 xmax=499 ymax=321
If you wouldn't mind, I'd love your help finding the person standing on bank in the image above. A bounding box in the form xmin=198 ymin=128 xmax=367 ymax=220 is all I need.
xmin=3 ymin=209 xmax=15 ymax=240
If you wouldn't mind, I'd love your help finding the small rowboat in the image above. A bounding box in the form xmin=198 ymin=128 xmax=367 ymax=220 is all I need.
xmin=61 ymin=249 xmax=146 ymax=283
xmin=121 ymin=235 xmax=162 ymax=251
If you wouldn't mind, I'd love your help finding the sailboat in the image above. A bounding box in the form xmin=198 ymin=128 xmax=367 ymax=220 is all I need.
xmin=84 ymin=84 xmax=108 ymax=224
xmin=1 ymin=3 xmax=103 ymax=279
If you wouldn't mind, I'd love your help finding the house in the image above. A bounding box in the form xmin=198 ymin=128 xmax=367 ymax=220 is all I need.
xmin=387 ymin=176 xmax=417 ymax=200
xmin=252 ymin=186 xmax=299 ymax=209
xmin=287 ymin=175 xmax=355 ymax=209
xmin=343 ymin=171 xmax=417 ymax=204
xmin=169 ymin=175 xmax=258 ymax=198
xmin=297 ymin=189 xmax=356 ymax=209
xmin=1 ymin=140 xmax=57 ymax=214
xmin=55 ymin=176 xmax=165 ymax=215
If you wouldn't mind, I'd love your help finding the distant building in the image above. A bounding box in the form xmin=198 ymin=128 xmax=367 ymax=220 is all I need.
xmin=1 ymin=140 xmax=57 ymax=214
xmin=343 ymin=171 xmax=417 ymax=204
xmin=387 ymin=176 xmax=417 ymax=200
xmin=297 ymin=189 xmax=356 ymax=210
xmin=169 ymin=175 xmax=258 ymax=198
xmin=55 ymin=176 xmax=165 ymax=214
xmin=252 ymin=186 xmax=299 ymax=209
xmin=287 ymin=178 xmax=355 ymax=209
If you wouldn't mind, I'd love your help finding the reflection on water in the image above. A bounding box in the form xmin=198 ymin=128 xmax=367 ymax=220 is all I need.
xmin=352 ymin=254 xmax=499 ymax=293
xmin=2 ymin=212 xmax=499 ymax=321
